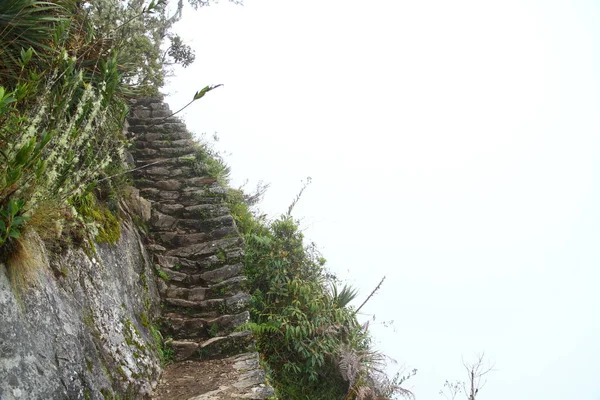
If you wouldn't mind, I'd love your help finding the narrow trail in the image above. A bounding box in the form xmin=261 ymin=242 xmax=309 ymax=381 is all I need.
xmin=128 ymin=98 xmax=273 ymax=399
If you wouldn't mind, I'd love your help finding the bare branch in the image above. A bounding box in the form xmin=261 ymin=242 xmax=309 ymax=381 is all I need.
xmin=355 ymin=276 xmax=386 ymax=314
xmin=462 ymin=353 xmax=495 ymax=400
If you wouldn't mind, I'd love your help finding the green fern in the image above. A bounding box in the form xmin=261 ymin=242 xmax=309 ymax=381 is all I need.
xmin=238 ymin=321 xmax=281 ymax=336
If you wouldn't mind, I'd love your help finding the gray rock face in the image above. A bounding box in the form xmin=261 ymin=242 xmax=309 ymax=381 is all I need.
xmin=0 ymin=224 xmax=161 ymax=400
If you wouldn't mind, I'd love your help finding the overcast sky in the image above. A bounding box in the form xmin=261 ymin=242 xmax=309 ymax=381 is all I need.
xmin=165 ymin=1 xmax=600 ymax=398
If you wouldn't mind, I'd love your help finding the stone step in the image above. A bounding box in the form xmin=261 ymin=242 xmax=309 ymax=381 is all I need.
xmin=134 ymin=131 xmax=194 ymax=143
xmin=162 ymin=311 xmax=249 ymax=339
xmin=156 ymin=262 xmax=244 ymax=289
xmin=154 ymin=246 xmax=243 ymax=270
xmin=170 ymin=330 xmax=254 ymax=362
xmin=129 ymin=121 xmax=188 ymax=134
xmin=135 ymin=138 xmax=196 ymax=150
xmin=156 ymin=264 xmax=245 ymax=293
xmin=149 ymin=202 xmax=229 ymax=219
xmin=163 ymin=292 xmax=251 ymax=317
xmin=131 ymin=146 xmax=197 ymax=159
xmin=132 ymin=163 xmax=194 ymax=179
xmin=155 ymin=226 xmax=238 ymax=248
xmin=164 ymin=236 xmax=243 ymax=261
xmin=128 ymin=116 xmax=181 ymax=126
xmin=160 ymin=275 xmax=248 ymax=299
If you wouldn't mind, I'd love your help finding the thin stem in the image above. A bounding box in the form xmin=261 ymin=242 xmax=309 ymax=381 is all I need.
xmin=355 ymin=276 xmax=386 ymax=314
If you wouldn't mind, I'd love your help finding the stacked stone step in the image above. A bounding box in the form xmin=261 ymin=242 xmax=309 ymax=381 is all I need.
xmin=127 ymin=98 xmax=254 ymax=362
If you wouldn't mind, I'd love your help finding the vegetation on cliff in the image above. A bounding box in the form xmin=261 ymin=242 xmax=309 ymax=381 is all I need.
xmin=228 ymin=185 xmax=415 ymax=399
xmin=0 ymin=0 xmax=197 ymax=278
xmin=0 ymin=0 xmax=411 ymax=398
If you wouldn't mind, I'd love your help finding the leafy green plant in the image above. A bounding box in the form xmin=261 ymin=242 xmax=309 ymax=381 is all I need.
xmin=208 ymin=323 xmax=220 ymax=338
xmin=231 ymin=180 xmax=414 ymax=399
xmin=0 ymin=200 xmax=29 ymax=247
xmin=150 ymin=325 xmax=174 ymax=367
xmin=156 ymin=268 xmax=169 ymax=281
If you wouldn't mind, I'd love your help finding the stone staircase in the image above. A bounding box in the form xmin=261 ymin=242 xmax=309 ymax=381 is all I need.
xmin=127 ymin=98 xmax=274 ymax=399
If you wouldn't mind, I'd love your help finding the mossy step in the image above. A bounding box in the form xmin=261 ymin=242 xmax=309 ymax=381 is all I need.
xmin=135 ymin=131 xmax=193 ymax=142
xmin=163 ymin=292 xmax=250 ymax=316
xmin=135 ymin=139 xmax=196 ymax=149
xmin=154 ymin=230 xmax=238 ymax=252
xmin=161 ymin=275 xmax=248 ymax=299
xmin=128 ymin=121 xmax=188 ymax=134
xmin=156 ymin=249 xmax=244 ymax=272
xmin=128 ymin=116 xmax=182 ymax=126
xmin=161 ymin=311 xmax=249 ymax=339
xmin=169 ymin=330 xmax=254 ymax=362
xmin=164 ymin=236 xmax=243 ymax=260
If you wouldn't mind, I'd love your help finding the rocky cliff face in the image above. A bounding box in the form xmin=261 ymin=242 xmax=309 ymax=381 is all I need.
xmin=0 ymin=221 xmax=162 ymax=400
xmin=0 ymin=97 xmax=272 ymax=400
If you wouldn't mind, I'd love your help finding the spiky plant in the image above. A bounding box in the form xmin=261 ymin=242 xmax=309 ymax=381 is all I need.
xmin=0 ymin=0 xmax=69 ymax=83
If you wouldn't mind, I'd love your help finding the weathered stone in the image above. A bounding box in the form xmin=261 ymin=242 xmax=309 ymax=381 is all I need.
xmin=154 ymin=180 xmax=183 ymax=191
xmin=162 ymin=315 xmax=208 ymax=339
xmin=208 ymin=311 xmax=250 ymax=336
xmin=149 ymin=102 xmax=171 ymax=111
xmin=178 ymin=215 xmax=236 ymax=232
xmin=141 ymin=132 xmax=165 ymax=141
xmin=158 ymin=190 xmax=179 ymax=201
xmin=126 ymin=187 xmax=152 ymax=221
xmin=165 ymin=237 xmax=243 ymax=260
xmin=183 ymin=204 xmax=229 ymax=219
xmin=155 ymin=203 xmax=184 ymax=216
xmin=145 ymin=167 xmax=171 ymax=176
xmin=233 ymin=369 xmax=266 ymax=389
xmin=206 ymin=226 xmax=237 ymax=241
xmin=132 ymin=108 xmax=151 ymax=118
xmin=155 ymin=254 xmax=180 ymax=268
xmin=208 ymin=186 xmax=228 ymax=195
xmin=151 ymin=210 xmax=178 ymax=230
xmin=166 ymin=285 xmax=207 ymax=301
xmin=157 ymin=278 xmax=168 ymax=296
xmin=159 ymin=147 xmax=195 ymax=157
xmin=188 ymin=287 xmax=208 ymax=302
xmin=136 ymin=148 xmax=159 ymax=157
xmin=171 ymin=232 xmax=209 ymax=247
xmin=197 ymin=331 xmax=254 ymax=359
xmin=225 ymin=292 xmax=251 ymax=313
xmin=158 ymin=232 xmax=177 ymax=245
xmin=149 ymin=122 xmax=187 ymax=133
xmin=209 ymin=276 xmax=247 ymax=298
xmin=0 ymin=226 xmax=161 ymax=399
xmin=162 ymin=268 xmax=187 ymax=282
xmin=170 ymin=340 xmax=199 ymax=361
xmin=232 ymin=352 xmax=260 ymax=370
xmin=151 ymin=109 xmax=172 ymax=118
xmin=200 ymin=264 xmax=244 ymax=284
xmin=184 ymin=176 xmax=217 ymax=187
xmin=146 ymin=243 xmax=166 ymax=252
xmin=140 ymin=188 xmax=160 ymax=199
xmin=165 ymin=297 xmax=223 ymax=313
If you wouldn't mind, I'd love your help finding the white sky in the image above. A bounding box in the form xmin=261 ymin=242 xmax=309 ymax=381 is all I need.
xmin=165 ymin=1 xmax=600 ymax=398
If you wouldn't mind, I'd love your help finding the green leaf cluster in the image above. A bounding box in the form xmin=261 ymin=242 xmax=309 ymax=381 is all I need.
xmin=238 ymin=212 xmax=371 ymax=399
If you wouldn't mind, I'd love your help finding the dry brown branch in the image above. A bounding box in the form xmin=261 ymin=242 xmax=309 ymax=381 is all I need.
xmin=463 ymin=353 xmax=494 ymax=400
